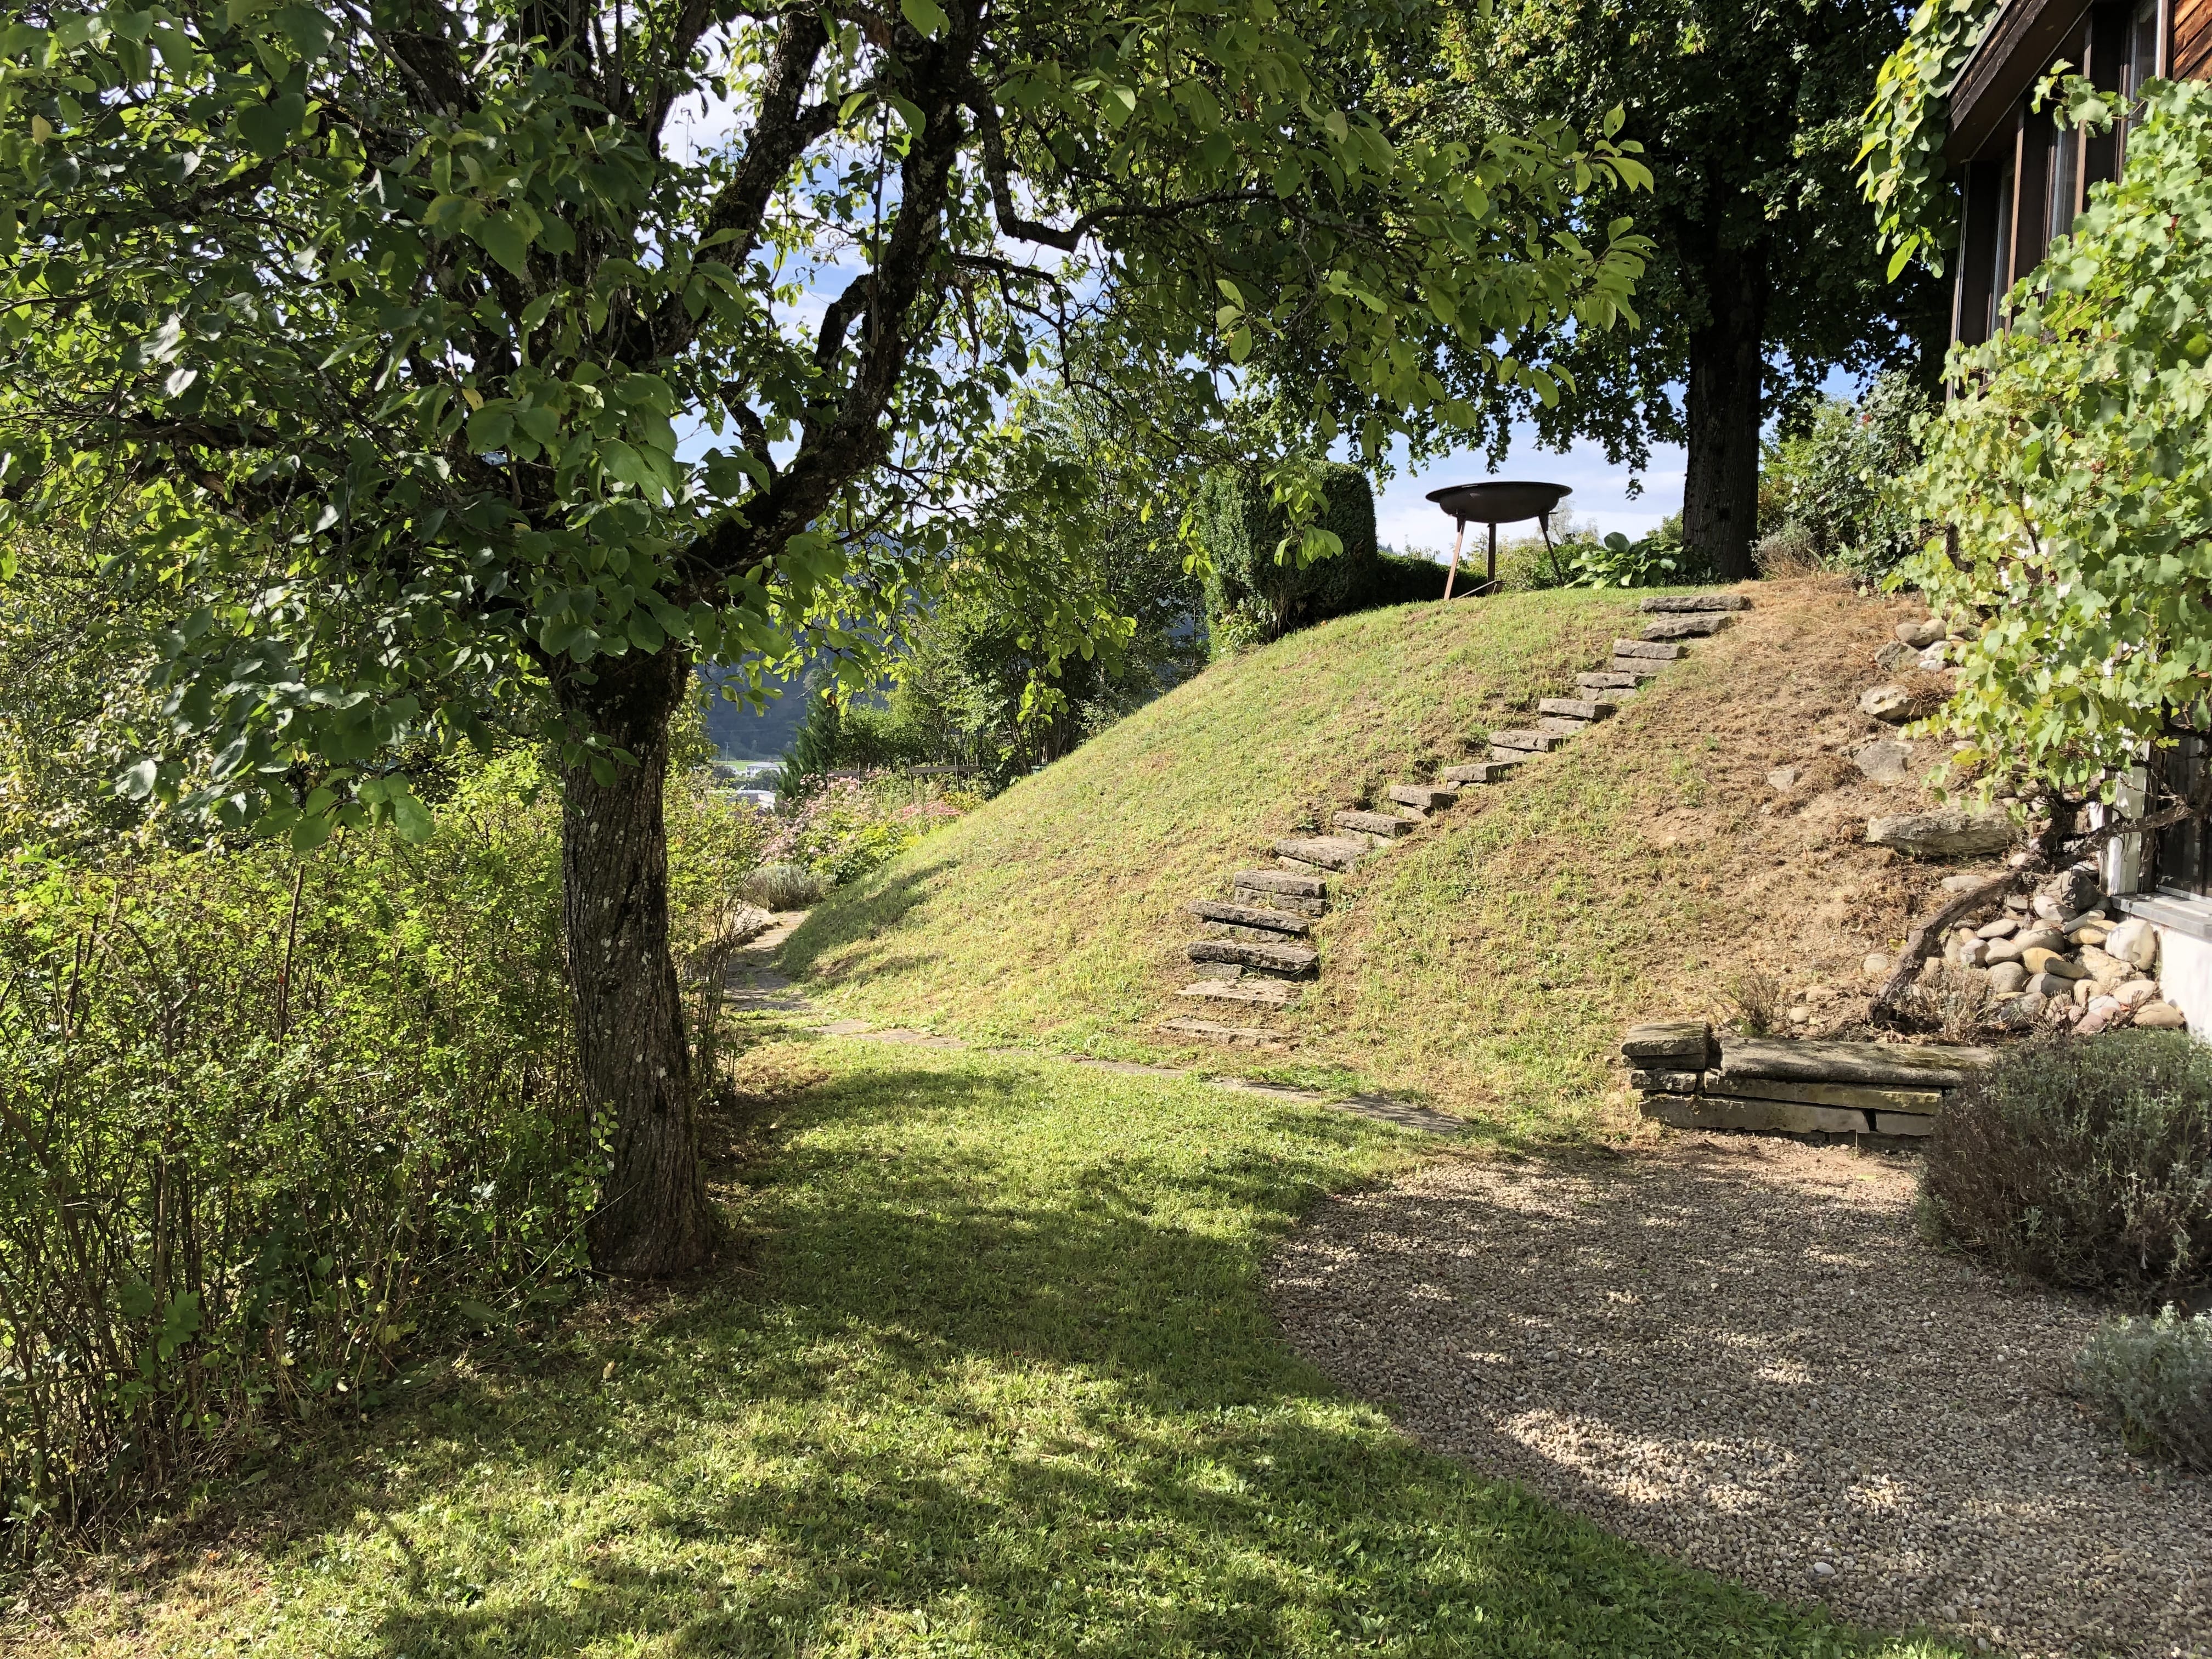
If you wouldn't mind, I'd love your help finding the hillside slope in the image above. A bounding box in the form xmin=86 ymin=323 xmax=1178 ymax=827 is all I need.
xmin=781 ymin=579 xmax=1961 ymax=1133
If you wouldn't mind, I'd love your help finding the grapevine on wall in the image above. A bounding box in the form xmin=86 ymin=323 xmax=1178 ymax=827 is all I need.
xmin=1857 ymin=0 xmax=2006 ymax=278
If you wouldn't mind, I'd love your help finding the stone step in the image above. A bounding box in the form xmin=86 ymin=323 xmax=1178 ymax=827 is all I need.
xmin=1187 ymin=938 xmax=1319 ymax=978
xmin=1178 ymin=978 xmax=1296 ymax=1008
xmin=1607 ymin=658 xmax=1666 ymax=679
xmin=1534 ymin=715 xmax=1590 ymax=737
xmin=1613 ymin=638 xmax=1685 ymax=661
xmin=1233 ymin=868 xmax=1327 ymax=899
xmin=1190 ymin=899 xmax=1311 ymax=936
xmin=1538 ymin=697 xmax=1616 ymax=721
xmin=1441 ymin=755 xmax=1521 ymax=782
xmin=1640 ymin=1093 xmax=1870 ymax=1137
xmin=1234 ymin=883 xmax=1325 ymax=917
xmin=1157 ymin=1017 xmax=1292 ymax=1049
xmin=1640 ymin=593 xmax=1751 ymax=613
xmin=1577 ymin=670 xmax=1646 ymax=691
xmin=1273 ymin=836 xmax=1368 ymax=872
xmin=1443 ymin=758 xmax=1521 ymax=783
xmin=1718 ymin=1035 xmax=1994 ymax=1090
xmin=1333 ymin=808 xmax=1414 ymax=838
xmin=1622 ymin=1020 xmax=1716 ymax=1063
xmin=1389 ymin=783 xmax=1459 ymax=811
xmin=1641 ymin=614 xmax=1732 ymax=640
xmin=1489 ymin=728 xmax=1570 ymax=753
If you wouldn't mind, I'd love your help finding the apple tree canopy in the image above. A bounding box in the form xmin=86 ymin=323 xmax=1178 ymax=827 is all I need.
xmin=0 ymin=0 xmax=1648 ymax=845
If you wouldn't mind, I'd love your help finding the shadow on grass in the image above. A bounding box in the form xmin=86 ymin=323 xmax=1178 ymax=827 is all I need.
xmin=104 ymin=1057 xmax=1951 ymax=1658
xmin=775 ymin=857 xmax=954 ymax=984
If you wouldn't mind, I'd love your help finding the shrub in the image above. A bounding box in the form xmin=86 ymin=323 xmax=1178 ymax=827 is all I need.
xmin=2074 ymin=1307 xmax=2212 ymax=1471
xmin=1561 ymin=517 xmax=1708 ymax=590
xmin=1921 ymin=1030 xmax=2212 ymax=1307
xmin=745 ymin=861 xmax=827 ymax=912
xmin=0 ymin=758 xmax=587 ymax=1553
xmin=761 ymin=770 xmax=979 ymax=888
xmin=1759 ymin=371 xmax=1933 ymax=578
xmin=1197 ymin=460 xmax=1378 ymax=644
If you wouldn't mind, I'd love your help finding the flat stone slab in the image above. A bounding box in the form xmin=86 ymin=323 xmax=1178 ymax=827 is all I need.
xmin=1613 ymin=638 xmax=1685 ymax=661
xmin=1706 ymin=1074 xmax=1946 ymax=1113
xmin=1640 ymin=593 xmax=1751 ymax=612
xmin=1641 ymin=614 xmax=1732 ymax=640
xmin=1640 ymin=1094 xmax=1870 ymax=1136
xmin=1178 ymin=978 xmax=1295 ymax=1007
xmin=1156 ymin=1017 xmax=1291 ymax=1049
xmin=1622 ymin=1020 xmax=1714 ymax=1062
xmin=1187 ymin=938 xmax=1319 ymax=977
xmin=1534 ymin=715 xmax=1590 ymax=736
xmin=1718 ymin=1035 xmax=1994 ymax=1090
xmin=1628 ymin=1069 xmax=1706 ymax=1092
xmin=1389 ymin=783 xmax=1459 ymax=810
xmin=1490 ymin=728 xmax=1568 ymax=752
xmin=1867 ymin=810 xmax=2016 ymax=859
xmin=1538 ymin=697 xmax=1616 ymax=721
xmin=1875 ymin=1111 xmax=1938 ymax=1136
xmin=1576 ymin=670 xmax=1645 ymax=691
xmin=1190 ymin=899 xmax=1310 ymax=936
xmin=1334 ymin=808 xmax=1413 ymax=838
xmin=1234 ymin=884 xmax=1325 ymax=917
xmin=1233 ymin=868 xmax=1327 ymax=899
xmin=1443 ymin=759 xmax=1521 ymax=783
xmin=1607 ymin=658 xmax=1666 ymax=679
xmin=1274 ymin=836 xmax=1368 ymax=872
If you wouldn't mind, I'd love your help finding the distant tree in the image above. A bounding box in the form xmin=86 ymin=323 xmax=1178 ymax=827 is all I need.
xmin=0 ymin=0 xmax=1649 ymax=1273
xmin=1436 ymin=0 xmax=1950 ymax=578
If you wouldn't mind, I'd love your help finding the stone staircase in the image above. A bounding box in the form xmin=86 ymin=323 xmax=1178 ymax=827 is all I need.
xmin=1161 ymin=591 xmax=1751 ymax=1048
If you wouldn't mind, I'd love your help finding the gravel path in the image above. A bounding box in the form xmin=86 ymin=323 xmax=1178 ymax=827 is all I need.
xmin=1269 ymin=1136 xmax=2212 ymax=1658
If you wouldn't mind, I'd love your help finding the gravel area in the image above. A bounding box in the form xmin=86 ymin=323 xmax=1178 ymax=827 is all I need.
xmin=1269 ymin=1136 xmax=2212 ymax=1658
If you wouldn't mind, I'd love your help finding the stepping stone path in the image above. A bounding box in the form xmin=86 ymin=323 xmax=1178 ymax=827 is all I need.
xmin=1167 ymin=591 xmax=1751 ymax=1043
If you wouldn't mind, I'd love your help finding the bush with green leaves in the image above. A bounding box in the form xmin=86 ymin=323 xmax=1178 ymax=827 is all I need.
xmin=1759 ymin=372 xmax=1934 ymax=577
xmin=1921 ymin=1030 xmax=2212 ymax=1308
xmin=1198 ymin=461 xmax=1380 ymax=644
xmin=1535 ymin=515 xmax=1707 ymax=590
xmin=760 ymin=771 xmax=980 ymax=889
xmin=743 ymin=861 xmax=828 ymax=913
xmin=1905 ymin=77 xmax=2212 ymax=802
xmin=2075 ymin=1306 xmax=2212 ymax=1471
xmin=0 ymin=752 xmax=761 ymax=1554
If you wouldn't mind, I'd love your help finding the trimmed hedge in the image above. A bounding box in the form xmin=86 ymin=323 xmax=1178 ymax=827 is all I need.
xmin=1921 ymin=1030 xmax=2212 ymax=1307
xmin=1197 ymin=462 xmax=1380 ymax=642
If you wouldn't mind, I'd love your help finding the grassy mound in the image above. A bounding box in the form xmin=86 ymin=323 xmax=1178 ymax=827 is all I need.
xmin=785 ymin=580 xmax=1958 ymax=1133
xmin=28 ymin=1040 xmax=1954 ymax=1657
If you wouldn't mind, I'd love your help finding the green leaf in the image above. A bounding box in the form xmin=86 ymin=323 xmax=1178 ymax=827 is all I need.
xmin=898 ymin=0 xmax=950 ymax=37
xmin=235 ymin=95 xmax=301 ymax=158
xmin=467 ymin=403 xmax=516 ymax=453
xmin=467 ymin=215 xmax=533 ymax=279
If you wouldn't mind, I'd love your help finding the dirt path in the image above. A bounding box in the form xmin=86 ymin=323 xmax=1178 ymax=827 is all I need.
xmin=1269 ymin=1136 xmax=2212 ymax=1659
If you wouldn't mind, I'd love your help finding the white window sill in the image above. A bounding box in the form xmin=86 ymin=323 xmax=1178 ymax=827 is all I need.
xmin=2117 ymin=889 xmax=2212 ymax=943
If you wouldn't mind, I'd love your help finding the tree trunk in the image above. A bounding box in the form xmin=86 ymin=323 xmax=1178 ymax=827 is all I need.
xmin=1681 ymin=245 xmax=1769 ymax=582
xmin=557 ymin=646 xmax=711 ymax=1277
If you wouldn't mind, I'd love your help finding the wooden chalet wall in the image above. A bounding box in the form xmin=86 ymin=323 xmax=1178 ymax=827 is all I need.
xmin=2178 ymin=0 xmax=2212 ymax=77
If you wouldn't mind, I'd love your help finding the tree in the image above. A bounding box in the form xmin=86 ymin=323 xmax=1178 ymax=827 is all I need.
xmin=0 ymin=0 xmax=1647 ymax=1273
xmin=1435 ymin=0 xmax=1950 ymax=578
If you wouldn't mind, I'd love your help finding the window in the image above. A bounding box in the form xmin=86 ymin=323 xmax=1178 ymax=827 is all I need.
xmin=2050 ymin=116 xmax=2081 ymax=238
xmin=1989 ymin=159 xmax=2015 ymax=336
xmin=2155 ymin=731 xmax=2212 ymax=896
xmin=2119 ymin=0 xmax=2162 ymax=163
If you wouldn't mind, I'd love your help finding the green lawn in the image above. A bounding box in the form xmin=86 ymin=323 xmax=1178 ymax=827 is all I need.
xmin=33 ymin=1039 xmax=1957 ymax=1658
xmin=777 ymin=582 xmax=1908 ymax=1131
